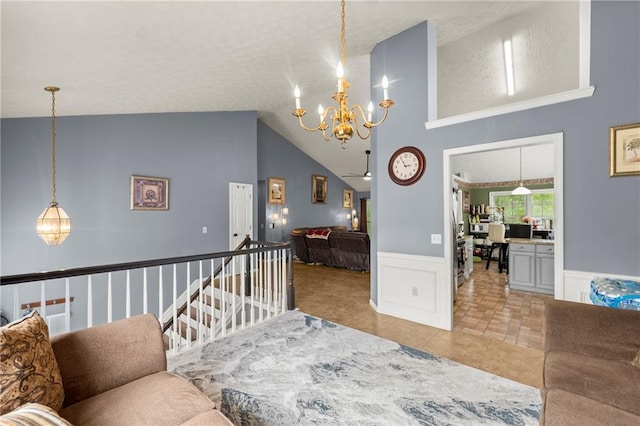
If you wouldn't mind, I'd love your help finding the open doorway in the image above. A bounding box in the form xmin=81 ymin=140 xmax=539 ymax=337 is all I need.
xmin=442 ymin=132 xmax=564 ymax=345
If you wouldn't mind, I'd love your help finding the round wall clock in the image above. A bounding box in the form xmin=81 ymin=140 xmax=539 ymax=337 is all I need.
xmin=388 ymin=146 xmax=426 ymax=186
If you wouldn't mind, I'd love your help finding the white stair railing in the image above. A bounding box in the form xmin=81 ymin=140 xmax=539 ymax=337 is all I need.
xmin=0 ymin=239 xmax=294 ymax=356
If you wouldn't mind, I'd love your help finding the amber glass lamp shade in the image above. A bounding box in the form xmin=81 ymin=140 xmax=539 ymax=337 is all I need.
xmin=36 ymin=202 xmax=71 ymax=245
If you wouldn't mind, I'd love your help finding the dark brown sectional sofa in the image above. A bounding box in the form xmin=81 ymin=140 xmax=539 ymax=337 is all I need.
xmin=291 ymin=227 xmax=370 ymax=271
xmin=541 ymin=300 xmax=640 ymax=425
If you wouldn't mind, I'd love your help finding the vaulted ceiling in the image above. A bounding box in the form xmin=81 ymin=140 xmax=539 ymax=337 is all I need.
xmin=2 ymin=1 xmax=546 ymax=192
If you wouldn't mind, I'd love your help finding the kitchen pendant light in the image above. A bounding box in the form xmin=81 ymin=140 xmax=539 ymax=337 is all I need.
xmin=512 ymin=147 xmax=531 ymax=195
xmin=36 ymin=86 xmax=71 ymax=245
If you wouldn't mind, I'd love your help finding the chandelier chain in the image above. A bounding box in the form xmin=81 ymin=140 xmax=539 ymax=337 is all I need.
xmin=340 ymin=0 xmax=346 ymax=68
xmin=50 ymin=89 xmax=57 ymax=204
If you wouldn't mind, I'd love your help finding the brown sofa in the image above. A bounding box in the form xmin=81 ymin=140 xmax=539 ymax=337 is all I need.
xmin=51 ymin=314 xmax=232 ymax=426
xmin=541 ymin=300 xmax=640 ymax=425
xmin=291 ymin=227 xmax=370 ymax=271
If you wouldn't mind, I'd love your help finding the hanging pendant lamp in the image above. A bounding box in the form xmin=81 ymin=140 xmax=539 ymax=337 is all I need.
xmin=36 ymin=86 xmax=71 ymax=245
xmin=512 ymin=147 xmax=531 ymax=195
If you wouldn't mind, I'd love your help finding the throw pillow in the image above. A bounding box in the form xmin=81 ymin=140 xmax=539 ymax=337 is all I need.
xmin=0 ymin=403 xmax=72 ymax=426
xmin=632 ymin=351 xmax=640 ymax=368
xmin=0 ymin=311 xmax=64 ymax=415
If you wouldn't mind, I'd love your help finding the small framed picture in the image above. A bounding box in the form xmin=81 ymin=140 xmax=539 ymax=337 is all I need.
xmin=268 ymin=177 xmax=286 ymax=205
xmin=312 ymin=174 xmax=327 ymax=204
xmin=343 ymin=188 xmax=354 ymax=209
xmin=131 ymin=175 xmax=169 ymax=210
xmin=610 ymin=122 xmax=640 ymax=177
xmin=462 ymin=191 xmax=470 ymax=213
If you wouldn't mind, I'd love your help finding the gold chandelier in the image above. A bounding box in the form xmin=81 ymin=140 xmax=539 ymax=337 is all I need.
xmin=292 ymin=0 xmax=394 ymax=148
xmin=36 ymin=86 xmax=71 ymax=245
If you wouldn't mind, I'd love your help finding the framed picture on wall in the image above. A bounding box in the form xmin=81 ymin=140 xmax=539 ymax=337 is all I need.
xmin=343 ymin=189 xmax=354 ymax=209
xmin=610 ymin=122 xmax=640 ymax=177
xmin=268 ymin=177 xmax=286 ymax=204
xmin=131 ymin=175 xmax=169 ymax=210
xmin=462 ymin=191 xmax=470 ymax=213
xmin=312 ymin=174 xmax=327 ymax=204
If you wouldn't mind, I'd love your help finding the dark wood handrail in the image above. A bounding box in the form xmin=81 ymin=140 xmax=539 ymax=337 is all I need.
xmin=0 ymin=238 xmax=290 ymax=286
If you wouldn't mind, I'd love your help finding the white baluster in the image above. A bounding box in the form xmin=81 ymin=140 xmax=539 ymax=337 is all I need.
xmin=259 ymin=251 xmax=264 ymax=323
xmin=210 ymin=258 xmax=216 ymax=341
xmin=186 ymin=262 xmax=191 ymax=350
xmin=172 ymin=264 xmax=178 ymax=354
xmin=240 ymin=253 xmax=246 ymax=329
xmin=281 ymin=249 xmax=287 ymax=314
xmin=126 ymin=270 xmax=131 ymax=318
xmin=107 ymin=272 xmax=113 ymax=323
xmin=267 ymin=250 xmax=272 ymax=319
xmin=250 ymin=251 xmax=255 ymax=326
xmin=87 ymin=276 xmax=93 ymax=328
xmin=221 ymin=259 xmax=226 ymax=337
xmin=231 ymin=254 xmax=236 ymax=333
xmin=65 ymin=278 xmax=71 ymax=332
xmin=40 ymin=281 xmax=46 ymax=319
xmin=198 ymin=260 xmax=203 ymax=344
xmin=158 ymin=265 xmax=163 ymax=322
xmin=143 ymin=268 xmax=148 ymax=315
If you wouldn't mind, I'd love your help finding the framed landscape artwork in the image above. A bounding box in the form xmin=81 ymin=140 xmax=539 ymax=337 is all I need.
xmin=268 ymin=177 xmax=286 ymax=204
xmin=131 ymin=175 xmax=169 ymax=210
xmin=610 ymin=122 xmax=640 ymax=176
xmin=343 ymin=189 xmax=354 ymax=209
xmin=312 ymin=175 xmax=327 ymax=204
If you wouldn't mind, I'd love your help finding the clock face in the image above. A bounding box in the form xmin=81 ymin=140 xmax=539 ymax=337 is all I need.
xmin=388 ymin=146 xmax=426 ymax=186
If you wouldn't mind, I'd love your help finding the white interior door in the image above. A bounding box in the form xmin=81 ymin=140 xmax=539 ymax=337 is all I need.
xmin=229 ymin=183 xmax=253 ymax=249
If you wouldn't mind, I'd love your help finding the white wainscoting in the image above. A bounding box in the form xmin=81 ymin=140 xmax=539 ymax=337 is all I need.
xmin=377 ymin=252 xmax=450 ymax=330
xmin=563 ymin=270 xmax=640 ymax=304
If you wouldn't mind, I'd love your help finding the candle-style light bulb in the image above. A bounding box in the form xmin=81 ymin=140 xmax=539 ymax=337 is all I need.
xmin=367 ymin=101 xmax=374 ymax=122
xmin=336 ymin=62 xmax=345 ymax=92
xmin=318 ymin=104 xmax=324 ymax=118
xmin=381 ymin=75 xmax=389 ymax=101
xmin=294 ymin=85 xmax=301 ymax=109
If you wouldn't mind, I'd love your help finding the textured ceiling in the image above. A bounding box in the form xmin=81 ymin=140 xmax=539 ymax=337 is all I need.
xmin=1 ymin=0 xmax=543 ymax=192
xmin=451 ymin=144 xmax=555 ymax=184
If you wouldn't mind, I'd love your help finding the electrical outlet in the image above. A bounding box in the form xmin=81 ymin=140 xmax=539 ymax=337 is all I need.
xmin=431 ymin=234 xmax=442 ymax=244
xmin=202 ymin=226 xmax=207 ymax=234
xmin=411 ymin=286 xmax=418 ymax=297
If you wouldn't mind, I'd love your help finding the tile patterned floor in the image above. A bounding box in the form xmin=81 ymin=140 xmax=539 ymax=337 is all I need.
xmin=293 ymin=261 xmax=547 ymax=388
xmin=454 ymin=263 xmax=551 ymax=351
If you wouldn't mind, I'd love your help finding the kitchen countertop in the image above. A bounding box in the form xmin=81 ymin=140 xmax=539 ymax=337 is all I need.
xmin=507 ymin=238 xmax=554 ymax=246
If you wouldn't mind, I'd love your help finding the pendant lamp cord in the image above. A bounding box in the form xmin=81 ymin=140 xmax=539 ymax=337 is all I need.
xmin=340 ymin=0 xmax=346 ymax=68
xmin=50 ymin=89 xmax=57 ymax=205
xmin=519 ymin=147 xmax=523 ymax=182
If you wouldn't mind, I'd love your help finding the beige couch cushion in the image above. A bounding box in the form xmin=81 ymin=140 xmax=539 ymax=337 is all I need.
xmin=542 ymin=389 xmax=640 ymax=426
xmin=0 ymin=312 xmax=64 ymax=415
xmin=59 ymin=371 xmax=217 ymax=426
xmin=179 ymin=410 xmax=234 ymax=426
xmin=544 ymin=350 xmax=640 ymax=416
xmin=51 ymin=313 xmax=166 ymax=407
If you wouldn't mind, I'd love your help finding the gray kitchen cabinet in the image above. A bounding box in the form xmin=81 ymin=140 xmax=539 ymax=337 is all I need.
xmin=535 ymin=245 xmax=555 ymax=292
xmin=509 ymin=243 xmax=554 ymax=294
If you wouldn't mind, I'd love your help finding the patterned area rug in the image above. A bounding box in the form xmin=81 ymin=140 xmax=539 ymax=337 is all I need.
xmin=170 ymin=311 xmax=540 ymax=425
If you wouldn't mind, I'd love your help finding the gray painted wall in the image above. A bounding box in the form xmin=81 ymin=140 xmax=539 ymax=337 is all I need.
xmin=1 ymin=111 xmax=258 ymax=323
xmin=370 ymin=1 xmax=640 ymax=303
xmin=257 ymin=120 xmax=359 ymax=242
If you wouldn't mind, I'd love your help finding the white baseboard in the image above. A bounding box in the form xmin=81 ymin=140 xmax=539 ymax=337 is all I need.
xmin=369 ymin=299 xmax=378 ymax=311
xmin=563 ymin=270 xmax=640 ymax=304
xmin=377 ymin=252 xmax=450 ymax=330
